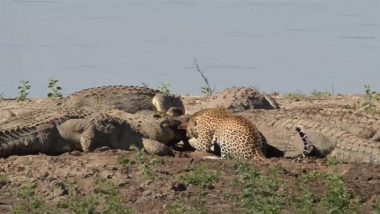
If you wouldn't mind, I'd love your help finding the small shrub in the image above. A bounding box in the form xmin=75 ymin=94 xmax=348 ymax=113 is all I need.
xmin=158 ymin=82 xmax=171 ymax=95
xmin=194 ymin=58 xmax=215 ymax=96
xmin=291 ymin=170 xmax=362 ymax=214
xmin=0 ymin=174 xmax=9 ymax=187
xmin=373 ymin=197 xmax=380 ymax=214
xmin=168 ymin=202 xmax=188 ymax=214
xmin=311 ymin=90 xmax=332 ymax=98
xmin=168 ymin=201 xmax=210 ymax=214
xmin=58 ymin=179 xmax=132 ymax=214
xmin=119 ymin=152 xmax=164 ymax=180
xmin=320 ymin=174 xmax=354 ymax=214
xmin=285 ymin=90 xmax=306 ymax=101
xmin=230 ymin=162 xmax=284 ymax=214
xmin=117 ymin=155 xmax=135 ymax=166
xmin=16 ymin=80 xmax=31 ymax=102
xmin=290 ymin=171 xmax=322 ymax=213
xmin=68 ymin=196 xmax=98 ymax=214
xmin=12 ymin=181 xmax=49 ymax=214
xmin=47 ymin=79 xmax=63 ymax=98
xmin=179 ymin=163 xmax=220 ymax=213
xmin=362 ymin=85 xmax=379 ymax=112
xmin=136 ymin=151 xmax=158 ymax=180
xmin=326 ymin=156 xmax=339 ymax=167
xmin=57 ymin=181 xmax=99 ymax=213
xmin=94 ymin=178 xmax=132 ymax=214
xmin=182 ymin=163 xmax=220 ymax=190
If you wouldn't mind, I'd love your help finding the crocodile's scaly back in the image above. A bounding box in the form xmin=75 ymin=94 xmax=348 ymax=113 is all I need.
xmin=0 ymin=108 xmax=93 ymax=131
xmin=243 ymin=111 xmax=380 ymax=164
xmin=256 ymin=107 xmax=380 ymax=141
xmin=63 ymin=85 xmax=185 ymax=115
xmin=0 ymin=111 xmax=92 ymax=158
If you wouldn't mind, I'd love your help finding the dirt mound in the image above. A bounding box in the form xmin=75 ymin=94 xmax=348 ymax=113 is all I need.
xmin=206 ymin=87 xmax=279 ymax=112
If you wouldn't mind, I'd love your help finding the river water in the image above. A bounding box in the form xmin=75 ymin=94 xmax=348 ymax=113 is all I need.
xmin=1 ymin=0 xmax=379 ymax=97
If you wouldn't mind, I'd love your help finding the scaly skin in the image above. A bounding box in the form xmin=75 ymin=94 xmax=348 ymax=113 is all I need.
xmin=0 ymin=110 xmax=90 ymax=157
xmin=63 ymin=85 xmax=185 ymax=115
xmin=0 ymin=110 xmax=183 ymax=158
xmin=257 ymin=107 xmax=380 ymax=141
xmin=242 ymin=111 xmax=380 ymax=164
xmin=0 ymin=85 xmax=185 ymax=125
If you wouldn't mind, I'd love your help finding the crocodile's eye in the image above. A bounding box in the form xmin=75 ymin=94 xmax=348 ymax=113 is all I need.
xmin=152 ymin=113 xmax=162 ymax=119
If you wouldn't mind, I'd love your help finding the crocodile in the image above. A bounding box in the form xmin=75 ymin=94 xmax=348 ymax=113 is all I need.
xmin=241 ymin=110 xmax=380 ymax=164
xmin=63 ymin=85 xmax=185 ymax=115
xmin=251 ymin=107 xmax=380 ymax=141
xmin=0 ymin=109 xmax=183 ymax=158
xmin=0 ymin=85 xmax=185 ymax=124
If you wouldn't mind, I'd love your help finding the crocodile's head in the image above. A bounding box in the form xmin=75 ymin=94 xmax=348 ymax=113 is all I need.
xmin=137 ymin=113 xmax=184 ymax=145
xmin=152 ymin=94 xmax=185 ymax=116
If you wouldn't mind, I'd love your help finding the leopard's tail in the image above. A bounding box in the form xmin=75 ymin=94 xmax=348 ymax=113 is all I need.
xmin=295 ymin=125 xmax=315 ymax=159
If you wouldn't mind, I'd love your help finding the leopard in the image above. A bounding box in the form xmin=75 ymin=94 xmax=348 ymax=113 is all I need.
xmin=182 ymin=108 xmax=266 ymax=160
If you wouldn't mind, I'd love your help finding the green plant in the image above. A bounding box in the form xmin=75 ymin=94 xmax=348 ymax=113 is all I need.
xmin=58 ymin=179 xmax=132 ymax=214
xmin=320 ymin=174 xmax=355 ymax=214
xmin=194 ymin=58 xmax=215 ymax=96
xmin=12 ymin=181 xmax=49 ymax=214
xmin=182 ymin=163 xmax=220 ymax=190
xmin=362 ymin=85 xmax=379 ymax=112
xmin=326 ymin=156 xmax=339 ymax=168
xmin=285 ymin=90 xmax=306 ymax=101
xmin=292 ymin=171 xmax=361 ymax=214
xmin=158 ymin=82 xmax=171 ymax=95
xmin=135 ymin=151 xmax=158 ymax=180
xmin=168 ymin=202 xmax=188 ymax=214
xmin=68 ymin=196 xmax=98 ymax=214
xmin=289 ymin=171 xmax=322 ymax=214
xmin=311 ymin=90 xmax=332 ymax=98
xmin=168 ymin=201 xmax=211 ymax=214
xmin=179 ymin=163 xmax=220 ymax=213
xmin=94 ymin=178 xmax=132 ymax=214
xmin=47 ymin=79 xmax=63 ymax=98
xmin=230 ymin=162 xmax=284 ymax=214
xmin=16 ymin=80 xmax=31 ymax=102
xmin=0 ymin=174 xmax=9 ymax=187
xmin=373 ymin=197 xmax=380 ymax=214
xmin=117 ymin=155 xmax=135 ymax=166
xmin=57 ymin=181 xmax=99 ymax=213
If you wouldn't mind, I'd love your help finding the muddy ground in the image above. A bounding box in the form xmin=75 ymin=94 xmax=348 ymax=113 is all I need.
xmin=1 ymin=92 xmax=380 ymax=213
xmin=1 ymin=150 xmax=380 ymax=213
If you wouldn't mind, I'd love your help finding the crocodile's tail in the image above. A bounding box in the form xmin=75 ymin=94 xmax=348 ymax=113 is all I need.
xmin=0 ymin=111 xmax=93 ymax=158
xmin=0 ymin=124 xmax=55 ymax=158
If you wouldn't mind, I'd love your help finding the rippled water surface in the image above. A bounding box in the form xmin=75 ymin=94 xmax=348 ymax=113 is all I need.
xmin=1 ymin=0 xmax=379 ymax=97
